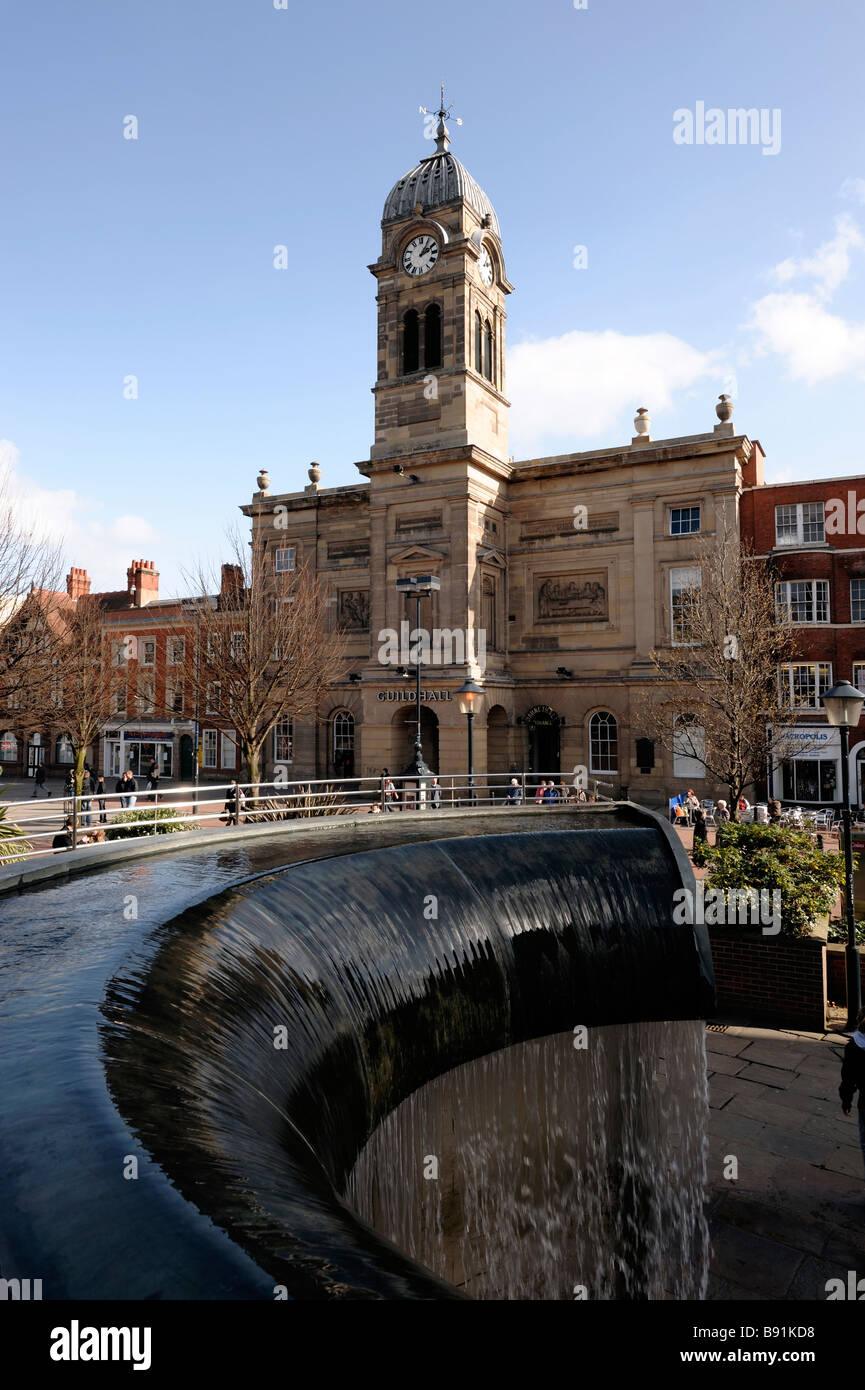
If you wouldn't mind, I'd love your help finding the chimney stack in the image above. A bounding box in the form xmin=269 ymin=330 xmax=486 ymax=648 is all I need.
xmin=66 ymin=567 xmax=91 ymax=600
xmin=127 ymin=559 xmax=159 ymax=608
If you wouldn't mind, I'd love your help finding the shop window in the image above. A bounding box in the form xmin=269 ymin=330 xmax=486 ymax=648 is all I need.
xmin=781 ymin=759 xmax=837 ymax=803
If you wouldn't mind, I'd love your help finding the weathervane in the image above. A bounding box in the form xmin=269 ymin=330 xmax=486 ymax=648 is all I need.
xmin=419 ymin=82 xmax=462 ymax=152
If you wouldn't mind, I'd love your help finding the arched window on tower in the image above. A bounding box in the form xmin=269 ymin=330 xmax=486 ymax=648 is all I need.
xmin=484 ymin=320 xmax=493 ymax=381
xmin=403 ymin=309 xmax=419 ymax=374
xmin=475 ymin=311 xmax=483 ymax=374
xmin=424 ymin=304 xmax=442 ymax=370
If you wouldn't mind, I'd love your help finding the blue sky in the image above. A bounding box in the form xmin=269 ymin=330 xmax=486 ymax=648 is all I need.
xmin=2 ymin=0 xmax=864 ymax=594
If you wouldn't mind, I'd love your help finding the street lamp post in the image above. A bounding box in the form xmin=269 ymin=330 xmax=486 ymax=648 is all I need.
xmin=822 ymin=679 xmax=865 ymax=1030
xmin=456 ymin=676 xmax=484 ymax=805
xmin=395 ymin=575 xmax=440 ymax=804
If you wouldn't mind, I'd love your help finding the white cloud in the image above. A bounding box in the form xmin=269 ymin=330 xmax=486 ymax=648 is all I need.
xmin=840 ymin=177 xmax=865 ymax=206
xmin=747 ymin=209 xmax=865 ymax=383
xmin=508 ymin=329 xmax=727 ymax=454
xmin=0 ymin=440 xmax=163 ymax=593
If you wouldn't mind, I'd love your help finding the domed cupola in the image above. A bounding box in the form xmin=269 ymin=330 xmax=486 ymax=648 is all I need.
xmin=382 ymin=104 xmax=500 ymax=237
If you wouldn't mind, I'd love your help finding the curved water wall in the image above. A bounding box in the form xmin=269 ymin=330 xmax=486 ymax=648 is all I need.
xmin=98 ymin=818 xmax=714 ymax=1299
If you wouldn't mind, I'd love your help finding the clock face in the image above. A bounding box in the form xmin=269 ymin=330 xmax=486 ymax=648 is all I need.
xmin=478 ymin=245 xmax=494 ymax=286
xmin=402 ymin=234 xmax=439 ymax=276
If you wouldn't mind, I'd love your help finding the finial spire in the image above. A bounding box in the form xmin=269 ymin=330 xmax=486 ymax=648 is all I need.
xmin=419 ymin=82 xmax=462 ymax=155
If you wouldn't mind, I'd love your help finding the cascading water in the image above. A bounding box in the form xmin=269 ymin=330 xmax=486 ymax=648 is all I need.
xmin=346 ymin=1023 xmax=710 ymax=1300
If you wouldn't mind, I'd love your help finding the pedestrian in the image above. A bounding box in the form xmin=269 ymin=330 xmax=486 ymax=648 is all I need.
xmin=506 ymin=777 xmax=522 ymax=807
xmin=95 ymin=773 xmax=107 ymax=824
xmin=381 ymin=768 xmax=398 ymax=812
xmin=535 ymin=780 xmax=546 ymax=805
xmin=840 ymin=1005 xmax=865 ymax=1181
xmin=146 ymin=761 xmax=160 ymax=794
xmin=430 ymin=776 xmax=441 ymax=809
xmin=34 ymin=763 xmax=51 ymax=798
xmin=543 ymin=781 xmax=559 ymax=805
xmin=716 ymin=799 xmax=730 ymax=823
xmin=63 ymin=769 xmax=75 ymax=819
xmin=692 ymin=807 xmax=708 ymax=845
xmin=223 ymin=779 xmax=246 ymax=827
xmin=81 ymin=764 xmax=93 ymax=829
xmin=52 ymin=819 xmax=74 ymax=851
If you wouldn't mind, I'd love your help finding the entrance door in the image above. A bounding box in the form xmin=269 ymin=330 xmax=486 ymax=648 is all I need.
xmin=526 ymin=709 xmax=561 ymax=776
xmin=27 ymin=742 xmax=44 ymax=777
xmin=180 ymin=735 xmax=194 ymax=780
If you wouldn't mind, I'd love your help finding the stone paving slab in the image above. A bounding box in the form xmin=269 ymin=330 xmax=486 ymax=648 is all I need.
xmin=705 ymin=1022 xmax=864 ymax=1303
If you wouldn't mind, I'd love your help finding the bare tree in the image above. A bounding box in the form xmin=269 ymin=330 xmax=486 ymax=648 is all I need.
xmin=0 ymin=464 xmax=63 ymax=715
xmin=636 ymin=522 xmax=815 ymax=819
xmin=184 ymin=530 xmax=345 ymax=787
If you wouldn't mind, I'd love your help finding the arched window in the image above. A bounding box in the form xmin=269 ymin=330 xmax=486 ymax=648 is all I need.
xmin=589 ymin=712 xmax=618 ymax=774
xmin=484 ymin=320 xmax=493 ymax=381
xmin=424 ymin=304 xmax=442 ymax=369
xmin=474 ymin=311 xmax=483 ymax=374
xmin=55 ymin=735 xmax=75 ymax=765
xmin=403 ymin=310 xmax=419 ymax=374
xmin=0 ymin=730 xmax=17 ymax=763
xmin=333 ymin=711 xmax=355 ymax=761
xmin=482 ymin=573 xmax=497 ymax=651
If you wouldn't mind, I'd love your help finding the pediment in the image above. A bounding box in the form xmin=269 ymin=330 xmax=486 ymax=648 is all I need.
xmin=477 ymin=548 xmax=507 ymax=568
xmin=391 ymin=544 xmax=447 ymax=563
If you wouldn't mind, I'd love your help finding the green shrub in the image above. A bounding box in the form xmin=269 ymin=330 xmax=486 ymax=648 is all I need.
xmin=697 ymin=821 xmax=846 ymax=939
xmin=827 ymin=918 xmax=865 ymax=945
xmin=106 ymin=807 xmax=199 ymax=840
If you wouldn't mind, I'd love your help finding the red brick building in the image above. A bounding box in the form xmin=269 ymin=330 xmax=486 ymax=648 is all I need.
xmin=741 ymin=476 xmax=865 ymax=808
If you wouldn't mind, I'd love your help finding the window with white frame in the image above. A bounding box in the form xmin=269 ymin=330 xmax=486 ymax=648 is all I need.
xmin=673 ymin=715 xmax=706 ymax=779
xmin=274 ymin=718 xmax=293 ymax=763
xmin=206 ymin=681 xmax=221 ymax=714
xmin=230 ymin=630 xmax=245 ymax=661
xmin=221 ymin=730 xmax=237 ymax=770
xmin=670 ymin=566 xmax=701 ymax=644
xmin=775 ymin=579 xmax=830 ymax=624
xmin=139 ymin=680 xmax=156 ymax=715
xmin=0 ymin=730 xmax=17 ymax=762
xmin=589 ymin=711 xmax=618 ymax=773
xmin=333 ymin=711 xmax=354 ymax=760
xmin=851 ymin=579 xmax=865 ymax=622
xmin=111 ymin=640 xmax=127 ymax=667
xmin=140 ymin=639 xmax=156 ymax=667
xmin=202 ymin=729 xmax=218 ymax=768
xmin=777 ymin=662 xmax=832 ymax=710
xmin=167 ymin=679 xmax=184 ymax=714
xmin=774 ymin=501 xmax=825 ymax=546
xmin=168 ymin=637 xmax=186 ymax=665
xmin=274 ymin=547 xmax=296 ymax=573
xmin=113 ymin=686 xmax=127 ymax=716
xmin=669 ymin=506 xmax=700 ymax=536
xmin=854 ymin=663 xmax=865 ymax=691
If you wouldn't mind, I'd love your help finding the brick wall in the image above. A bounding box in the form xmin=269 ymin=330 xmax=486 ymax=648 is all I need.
xmin=826 ymin=943 xmax=865 ymax=1007
xmin=708 ymin=930 xmax=827 ymax=1032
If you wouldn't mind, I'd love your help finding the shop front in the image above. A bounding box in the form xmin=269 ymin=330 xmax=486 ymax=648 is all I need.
xmin=103 ymin=724 xmax=193 ymax=781
xmin=769 ymin=725 xmax=841 ymax=805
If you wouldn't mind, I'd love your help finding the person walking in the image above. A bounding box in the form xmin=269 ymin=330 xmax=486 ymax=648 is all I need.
xmin=692 ymin=807 xmax=708 ymax=846
xmin=430 ymin=776 xmax=441 ymax=809
xmin=381 ymin=769 xmax=398 ymax=813
xmin=223 ymin=779 xmax=246 ymax=827
xmin=95 ymin=773 xmax=107 ymax=824
xmin=840 ymin=1006 xmax=865 ymax=1181
xmin=34 ymin=763 xmax=50 ymax=798
xmin=81 ymin=764 xmax=93 ymax=829
xmin=63 ymin=769 xmax=75 ymax=820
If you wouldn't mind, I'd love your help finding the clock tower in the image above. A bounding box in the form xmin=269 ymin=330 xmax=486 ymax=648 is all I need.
xmin=369 ymin=98 xmax=513 ymax=463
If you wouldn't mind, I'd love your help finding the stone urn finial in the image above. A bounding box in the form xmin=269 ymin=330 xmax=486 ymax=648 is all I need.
xmin=308 ymin=461 xmax=322 ymax=486
xmin=633 ymin=407 xmax=651 ymax=438
xmin=256 ymin=469 xmax=270 ymax=494
xmin=715 ymin=393 xmax=734 ymax=423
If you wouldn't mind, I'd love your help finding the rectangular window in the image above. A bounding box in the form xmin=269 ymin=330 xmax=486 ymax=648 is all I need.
xmin=140 ymin=639 xmax=156 ymax=667
xmin=851 ymin=579 xmax=865 ymax=622
xmin=854 ymin=663 xmax=865 ymax=691
xmin=139 ymin=681 xmax=156 ymax=716
xmin=221 ymin=730 xmax=237 ymax=770
xmin=206 ymin=681 xmax=220 ymax=715
xmin=778 ymin=662 xmax=832 ymax=710
xmin=781 ymin=758 xmax=838 ymax=803
xmin=168 ymin=637 xmax=186 ymax=665
xmin=202 ymin=729 xmax=218 ymax=769
xmin=673 ymin=718 xmax=706 ymax=779
xmin=669 ymin=506 xmax=700 ymax=536
xmin=111 ymin=640 xmax=127 ymax=667
xmin=274 ymin=547 xmax=296 ymax=573
xmin=274 ymin=718 xmax=293 ymax=764
xmin=230 ymin=630 xmax=245 ymax=661
xmin=774 ymin=501 xmax=825 ymax=546
xmin=775 ymin=579 xmax=830 ymax=624
xmin=113 ymin=687 xmax=127 ymax=716
xmin=670 ymin=566 xmax=701 ymax=644
xmin=168 ymin=680 xmax=184 ymax=715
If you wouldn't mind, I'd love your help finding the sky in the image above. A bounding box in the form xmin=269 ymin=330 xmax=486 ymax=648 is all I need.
xmin=2 ymin=0 xmax=864 ymax=596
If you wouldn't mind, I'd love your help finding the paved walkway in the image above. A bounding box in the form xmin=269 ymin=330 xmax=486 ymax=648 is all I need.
xmin=706 ymin=1022 xmax=864 ymax=1300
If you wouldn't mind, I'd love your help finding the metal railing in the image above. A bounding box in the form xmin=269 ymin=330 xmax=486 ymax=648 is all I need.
xmin=0 ymin=771 xmax=618 ymax=864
